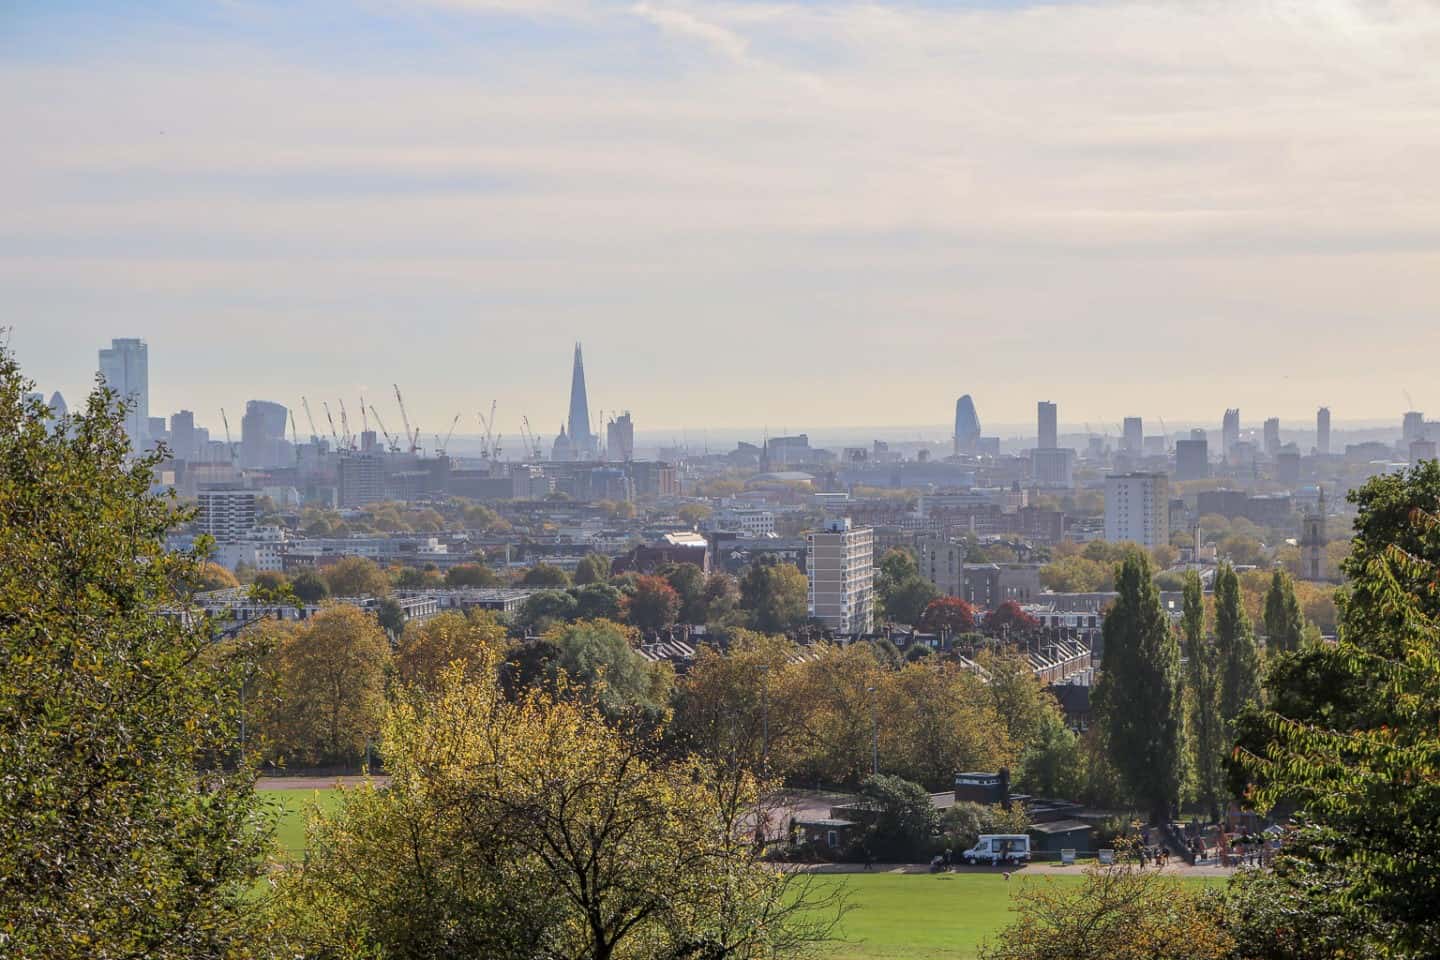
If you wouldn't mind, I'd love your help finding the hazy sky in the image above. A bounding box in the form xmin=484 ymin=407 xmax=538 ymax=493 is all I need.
xmin=5 ymin=0 xmax=1439 ymax=437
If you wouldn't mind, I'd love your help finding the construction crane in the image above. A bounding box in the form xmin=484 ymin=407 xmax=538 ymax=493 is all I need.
xmin=521 ymin=415 xmax=542 ymax=460
xmin=300 ymin=396 xmax=321 ymax=444
xmin=338 ymin=399 xmax=354 ymax=450
xmin=360 ymin=398 xmax=368 ymax=435
xmin=220 ymin=408 xmax=238 ymax=464
xmin=438 ymin=413 xmax=460 ymax=456
xmin=289 ymin=409 xmax=298 ymax=446
xmin=368 ymin=404 xmax=399 ymax=452
xmin=321 ymin=401 xmax=341 ymax=448
xmin=393 ymin=384 xmax=418 ymax=454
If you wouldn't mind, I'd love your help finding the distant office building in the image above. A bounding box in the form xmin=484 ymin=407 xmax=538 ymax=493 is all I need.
xmin=1222 ymin=409 xmax=1240 ymax=457
xmin=1104 ymin=473 xmax=1169 ymax=549
xmin=606 ymin=411 xmax=635 ymax=461
xmin=954 ymin=395 xmax=982 ymax=455
xmin=1403 ymin=411 xmax=1426 ymax=443
xmin=1316 ymin=407 xmax=1331 ymax=455
xmin=807 ymin=518 xmax=874 ymax=635
xmin=241 ymin=400 xmax=289 ymax=469
xmin=1412 ymin=439 xmax=1438 ymax=466
xmin=1037 ymin=402 xmax=1058 ymax=450
xmin=1031 ymin=447 xmax=1075 ymax=486
xmin=98 ymin=338 xmax=149 ymax=449
xmin=712 ymin=507 xmax=775 ymax=538
xmin=170 ymin=411 xmax=196 ymax=462
xmin=338 ymin=453 xmax=384 ymax=507
xmin=1123 ymin=417 xmax=1143 ymax=455
xmin=196 ymin=488 xmax=258 ymax=543
xmin=1276 ymin=447 xmax=1301 ymax=485
xmin=1262 ymin=417 xmax=1281 ymax=458
xmin=1174 ymin=438 xmax=1209 ymax=481
xmin=766 ymin=434 xmax=812 ymax=467
xmin=48 ymin=391 xmax=67 ymax=422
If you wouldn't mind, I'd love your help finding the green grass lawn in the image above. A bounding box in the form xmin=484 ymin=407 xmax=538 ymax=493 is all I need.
xmin=256 ymin=790 xmax=1210 ymax=960
xmin=807 ymin=872 xmax=1079 ymax=960
xmin=259 ymin=787 xmax=345 ymax=858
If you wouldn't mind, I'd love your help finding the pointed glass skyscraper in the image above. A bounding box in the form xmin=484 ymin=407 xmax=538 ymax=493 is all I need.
xmin=566 ymin=343 xmax=598 ymax=459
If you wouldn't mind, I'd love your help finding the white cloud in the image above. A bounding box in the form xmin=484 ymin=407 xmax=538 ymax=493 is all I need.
xmin=5 ymin=0 xmax=1440 ymax=429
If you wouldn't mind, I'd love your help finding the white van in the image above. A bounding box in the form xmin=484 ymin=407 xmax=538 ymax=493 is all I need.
xmin=961 ymin=834 xmax=1031 ymax=865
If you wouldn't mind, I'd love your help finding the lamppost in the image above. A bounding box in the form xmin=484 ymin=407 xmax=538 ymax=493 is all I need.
xmin=866 ymin=685 xmax=879 ymax=777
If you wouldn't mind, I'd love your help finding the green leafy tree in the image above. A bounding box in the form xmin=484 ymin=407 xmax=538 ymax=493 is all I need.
xmin=663 ymin=561 xmax=707 ymax=623
xmin=1214 ymin=562 xmax=1261 ymax=728
xmin=323 ymin=556 xmax=391 ymax=597
xmin=1262 ymin=567 xmax=1306 ymax=655
xmin=545 ymin=619 xmax=669 ymax=713
xmin=882 ymin=575 xmax=940 ymax=625
xmin=569 ymin=582 xmax=623 ymax=621
xmin=1093 ymin=552 xmax=1182 ymax=824
xmin=1232 ymin=462 xmax=1440 ymax=956
xmin=1017 ymin=708 xmax=1084 ymax=799
xmin=291 ymin=567 xmax=329 ymax=604
xmin=249 ymin=569 xmax=296 ymax=605
xmin=445 ymin=562 xmax=500 ymax=588
xmin=268 ymin=604 xmax=391 ymax=766
xmin=572 ymin=552 xmax=612 ymax=586
xmin=520 ymin=562 xmax=571 ymax=588
xmin=0 ymin=357 xmax=268 ymax=956
xmin=518 ymin=589 xmax=579 ymax=630
xmin=852 ymin=774 xmax=937 ymax=862
xmin=1180 ymin=570 xmax=1225 ymax=822
xmin=740 ymin=562 xmax=809 ymax=633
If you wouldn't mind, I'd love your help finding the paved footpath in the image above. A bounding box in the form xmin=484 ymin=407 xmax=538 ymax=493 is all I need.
xmin=784 ymin=861 xmax=1239 ymax=878
xmin=257 ymin=775 xmax=388 ymax=790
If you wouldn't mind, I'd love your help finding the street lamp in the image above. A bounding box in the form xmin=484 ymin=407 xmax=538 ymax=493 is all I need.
xmin=866 ymin=685 xmax=879 ymax=777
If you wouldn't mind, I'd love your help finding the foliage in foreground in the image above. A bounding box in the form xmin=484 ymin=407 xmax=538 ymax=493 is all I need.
xmin=0 ymin=353 xmax=267 ymax=957
xmin=978 ymin=859 xmax=1231 ymax=960
xmin=1233 ymin=461 xmax=1440 ymax=957
xmin=270 ymin=660 xmax=843 ymax=959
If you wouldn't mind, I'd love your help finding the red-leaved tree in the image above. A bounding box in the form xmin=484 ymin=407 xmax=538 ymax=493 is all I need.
xmin=984 ymin=600 xmax=1040 ymax=638
xmin=917 ymin=597 xmax=977 ymax=636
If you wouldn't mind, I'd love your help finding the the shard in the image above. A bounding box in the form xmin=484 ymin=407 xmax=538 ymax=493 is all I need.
xmin=565 ymin=343 xmax=598 ymax=460
xmin=953 ymin=395 xmax=981 ymax=455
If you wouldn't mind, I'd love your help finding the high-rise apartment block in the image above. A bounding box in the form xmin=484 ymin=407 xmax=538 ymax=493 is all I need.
xmin=1104 ymin=472 xmax=1170 ymax=549
xmin=98 ymin=338 xmax=149 ymax=449
xmin=1037 ymin=401 xmax=1058 ymax=450
xmin=196 ymin=488 xmax=258 ymax=543
xmin=807 ymin=518 xmax=874 ymax=635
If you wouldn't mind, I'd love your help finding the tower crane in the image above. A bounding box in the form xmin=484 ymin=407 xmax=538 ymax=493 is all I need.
xmin=321 ymin=401 xmax=341 ymax=448
xmin=338 ymin=399 xmax=353 ymax=450
xmin=439 ymin=413 xmax=460 ymax=456
xmin=521 ymin=415 xmax=542 ymax=460
xmin=393 ymin=384 xmax=417 ymax=454
xmin=360 ymin=398 xmax=368 ymax=435
xmin=220 ymin=408 xmax=238 ymax=464
xmin=300 ymin=397 xmax=321 ymax=444
xmin=369 ymin=404 xmax=399 ymax=452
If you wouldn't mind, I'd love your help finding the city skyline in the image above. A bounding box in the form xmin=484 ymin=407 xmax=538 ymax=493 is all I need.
xmin=7 ymin=1 xmax=1440 ymax=429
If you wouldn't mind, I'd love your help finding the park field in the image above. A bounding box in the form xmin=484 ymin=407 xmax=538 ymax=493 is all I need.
xmin=259 ymin=787 xmax=1212 ymax=960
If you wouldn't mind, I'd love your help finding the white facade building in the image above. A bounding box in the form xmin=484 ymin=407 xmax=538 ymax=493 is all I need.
xmin=98 ymin=338 xmax=149 ymax=450
xmin=806 ymin=518 xmax=874 ymax=635
xmin=713 ymin=507 xmax=776 ymax=538
xmin=196 ymin=488 xmax=259 ymax=543
xmin=1104 ymin=473 xmax=1170 ymax=549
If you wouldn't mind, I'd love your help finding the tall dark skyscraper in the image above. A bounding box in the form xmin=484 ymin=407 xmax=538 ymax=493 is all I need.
xmin=1316 ymin=406 xmax=1331 ymax=455
xmin=953 ymin=395 xmax=981 ymax=455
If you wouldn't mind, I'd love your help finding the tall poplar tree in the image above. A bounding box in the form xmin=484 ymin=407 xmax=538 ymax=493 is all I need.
xmin=1181 ymin=570 xmax=1225 ymax=822
xmin=1094 ymin=552 xmax=1182 ymax=825
xmin=1262 ymin=568 xmax=1306 ymax=654
xmin=1214 ymin=562 xmax=1261 ymax=728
